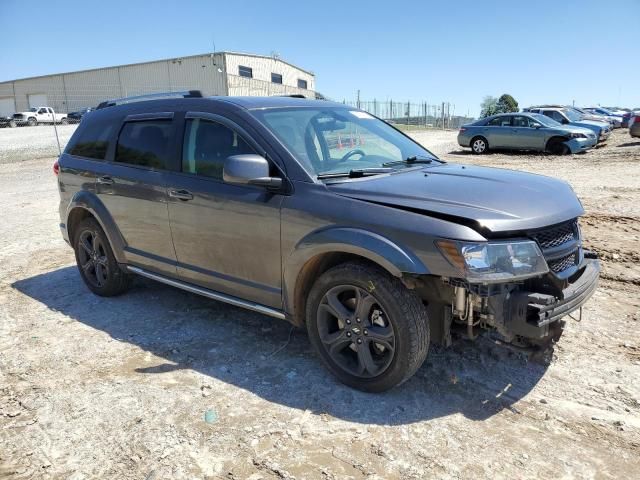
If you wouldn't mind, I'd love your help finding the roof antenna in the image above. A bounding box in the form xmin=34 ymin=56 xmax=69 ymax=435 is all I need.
xmin=210 ymin=34 xmax=222 ymax=73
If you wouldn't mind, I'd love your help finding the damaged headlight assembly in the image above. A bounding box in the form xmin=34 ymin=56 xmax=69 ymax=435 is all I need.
xmin=436 ymin=239 xmax=549 ymax=283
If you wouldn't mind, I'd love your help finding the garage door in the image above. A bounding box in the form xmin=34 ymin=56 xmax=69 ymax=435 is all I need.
xmin=28 ymin=93 xmax=48 ymax=108
xmin=0 ymin=97 xmax=15 ymax=116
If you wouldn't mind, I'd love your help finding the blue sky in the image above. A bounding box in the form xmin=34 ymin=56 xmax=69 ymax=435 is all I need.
xmin=1 ymin=0 xmax=639 ymax=115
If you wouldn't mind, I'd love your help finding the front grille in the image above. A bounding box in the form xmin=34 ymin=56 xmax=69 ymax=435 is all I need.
xmin=548 ymin=252 xmax=577 ymax=273
xmin=531 ymin=220 xmax=577 ymax=249
xmin=530 ymin=219 xmax=580 ymax=275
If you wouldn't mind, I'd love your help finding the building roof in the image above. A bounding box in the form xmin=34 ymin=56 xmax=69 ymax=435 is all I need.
xmin=0 ymin=51 xmax=314 ymax=84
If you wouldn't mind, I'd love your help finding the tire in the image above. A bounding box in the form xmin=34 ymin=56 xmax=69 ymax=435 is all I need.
xmin=546 ymin=138 xmax=570 ymax=155
xmin=470 ymin=136 xmax=488 ymax=154
xmin=8 ymin=120 xmax=16 ymax=128
xmin=305 ymin=261 xmax=429 ymax=392
xmin=60 ymin=117 xmax=68 ymax=125
xmin=27 ymin=117 xmax=37 ymax=127
xmin=73 ymin=217 xmax=131 ymax=297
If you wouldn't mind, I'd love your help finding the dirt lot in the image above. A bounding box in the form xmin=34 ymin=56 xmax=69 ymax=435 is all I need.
xmin=1 ymin=126 xmax=639 ymax=479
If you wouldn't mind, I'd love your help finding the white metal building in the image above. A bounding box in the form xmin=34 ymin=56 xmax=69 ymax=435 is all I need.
xmin=0 ymin=52 xmax=316 ymax=116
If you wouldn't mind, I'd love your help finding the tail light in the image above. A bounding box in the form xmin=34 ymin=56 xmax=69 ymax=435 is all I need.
xmin=53 ymin=160 xmax=60 ymax=176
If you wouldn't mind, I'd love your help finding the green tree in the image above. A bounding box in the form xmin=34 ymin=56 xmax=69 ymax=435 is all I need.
xmin=480 ymin=96 xmax=498 ymax=118
xmin=496 ymin=94 xmax=519 ymax=113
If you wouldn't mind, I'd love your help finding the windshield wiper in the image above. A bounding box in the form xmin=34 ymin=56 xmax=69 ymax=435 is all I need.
xmin=382 ymin=155 xmax=441 ymax=167
xmin=317 ymin=167 xmax=394 ymax=179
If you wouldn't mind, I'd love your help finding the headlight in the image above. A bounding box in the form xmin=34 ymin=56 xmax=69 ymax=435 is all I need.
xmin=436 ymin=239 xmax=549 ymax=283
xmin=569 ymin=133 xmax=587 ymax=139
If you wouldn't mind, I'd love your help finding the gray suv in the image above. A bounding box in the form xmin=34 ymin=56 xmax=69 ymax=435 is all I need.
xmin=57 ymin=95 xmax=600 ymax=392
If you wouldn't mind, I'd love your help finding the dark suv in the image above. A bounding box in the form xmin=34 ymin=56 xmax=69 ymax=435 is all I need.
xmin=57 ymin=95 xmax=600 ymax=392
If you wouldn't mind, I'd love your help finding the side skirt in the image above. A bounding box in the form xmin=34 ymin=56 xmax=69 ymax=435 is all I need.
xmin=126 ymin=265 xmax=286 ymax=320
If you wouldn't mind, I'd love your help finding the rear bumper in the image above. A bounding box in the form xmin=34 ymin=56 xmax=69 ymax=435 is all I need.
xmin=630 ymin=124 xmax=640 ymax=138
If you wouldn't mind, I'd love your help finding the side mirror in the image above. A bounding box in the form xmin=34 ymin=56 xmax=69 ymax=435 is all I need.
xmin=223 ymin=154 xmax=283 ymax=189
xmin=533 ymin=123 xmax=542 ymax=129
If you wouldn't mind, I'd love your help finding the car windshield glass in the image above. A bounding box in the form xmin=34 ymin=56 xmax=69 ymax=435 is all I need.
xmin=252 ymin=107 xmax=440 ymax=177
xmin=531 ymin=113 xmax=561 ymax=127
xmin=564 ymin=109 xmax=582 ymax=122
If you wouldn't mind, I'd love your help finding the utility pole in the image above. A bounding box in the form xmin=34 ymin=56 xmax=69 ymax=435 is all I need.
xmin=357 ymin=90 xmax=360 ymax=110
xmin=441 ymin=102 xmax=445 ymax=130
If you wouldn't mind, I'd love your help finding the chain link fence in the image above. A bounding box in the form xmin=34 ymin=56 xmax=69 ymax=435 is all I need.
xmin=341 ymin=99 xmax=474 ymax=129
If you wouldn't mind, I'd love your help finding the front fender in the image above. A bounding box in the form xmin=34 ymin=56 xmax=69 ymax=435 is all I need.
xmin=65 ymin=190 xmax=127 ymax=263
xmin=282 ymin=227 xmax=429 ymax=317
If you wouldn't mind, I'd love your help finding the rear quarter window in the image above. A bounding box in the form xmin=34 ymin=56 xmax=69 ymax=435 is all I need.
xmin=66 ymin=116 xmax=114 ymax=160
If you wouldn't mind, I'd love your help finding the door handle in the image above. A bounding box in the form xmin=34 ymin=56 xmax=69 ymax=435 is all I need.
xmin=97 ymin=175 xmax=113 ymax=185
xmin=169 ymin=189 xmax=194 ymax=201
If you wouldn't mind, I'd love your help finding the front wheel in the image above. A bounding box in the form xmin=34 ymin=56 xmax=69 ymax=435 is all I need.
xmin=73 ymin=217 xmax=131 ymax=296
xmin=306 ymin=262 xmax=429 ymax=392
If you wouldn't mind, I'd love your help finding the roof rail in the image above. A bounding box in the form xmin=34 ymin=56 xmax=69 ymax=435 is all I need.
xmin=96 ymin=90 xmax=203 ymax=109
xmin=275 ymin=94 xmax=307 ymax=99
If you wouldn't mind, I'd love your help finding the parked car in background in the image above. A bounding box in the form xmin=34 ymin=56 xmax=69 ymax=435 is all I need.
xmin=583 ymin=107 xmax=625 ymax=128
xmin=527 ymin=105 xmax=612 ymax=125
xmin=56 ymin=94 xmax=600 ymax=391
xmin=67 ymin=107 xmax=95 ymax=124
xmin=524 ymin=107 xmax=611 ymax=143
xmin=12 ymin=107 xmax=68 ymax=126
xmin=630 ymin=112 xmax=640 ymax=138
xmin=458 ymin=113 xmax=597 ymax=154
xmin=570 ymin=106 xmax=614 ymax=125
xmin=0 ymin=115 xmax=17 ymax=128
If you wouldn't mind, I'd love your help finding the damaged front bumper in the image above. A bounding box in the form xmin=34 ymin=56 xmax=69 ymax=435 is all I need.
xmin=442 ymin=255 xmax=600 ymax=345
xmin=565 ymin=136 xmax=597 ymax=153
xmin=488 ymin=257 xmax=600 ymax=340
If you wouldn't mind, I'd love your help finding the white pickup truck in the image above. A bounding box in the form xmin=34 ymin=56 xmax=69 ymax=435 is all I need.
xmin=12 ymin=107 xmax=68 ymax=126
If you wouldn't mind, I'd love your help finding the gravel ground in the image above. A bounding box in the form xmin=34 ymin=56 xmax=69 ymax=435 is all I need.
xmin=0 ymin=127 xmax=639 ymax=479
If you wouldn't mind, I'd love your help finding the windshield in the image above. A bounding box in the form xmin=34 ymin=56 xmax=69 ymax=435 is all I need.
xmin=252 ymin=107 xmax=439 ymax=177
xmin=564 ymin=109 xmax=583 ymax=122
xmin=531 ymin=113 xmax=562 ymax=127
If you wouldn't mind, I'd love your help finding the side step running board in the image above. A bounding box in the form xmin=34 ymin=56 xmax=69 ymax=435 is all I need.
xmin=126 ymin=266 xmax=286 ymax=320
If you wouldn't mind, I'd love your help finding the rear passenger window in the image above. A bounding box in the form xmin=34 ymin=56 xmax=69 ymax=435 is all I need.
xmin=115 ymin=121 xmax=171 ymax=169
xmin=67 ymin=117 xmax=114 ymax=160
xmin=182 ymin=118 xmax=256 ymax=180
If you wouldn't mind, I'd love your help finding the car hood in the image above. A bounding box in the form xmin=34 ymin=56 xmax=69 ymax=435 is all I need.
xmin=562 ymin=125 xmax=596 ymax=135
xmin=327 ymin=164 xmax=584 ymax=234
xmin=574 ymin=119 xmax=608 ymax=129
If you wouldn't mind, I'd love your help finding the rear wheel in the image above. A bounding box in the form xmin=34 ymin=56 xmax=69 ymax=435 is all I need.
xmin=60 ymin=117 xmax=68 ymax=125
xmin=306 ymin=262 xmax=429 ymax=392
xmin=8 ymin=120 xmax=16 ymax=128
xmin=73 ymin=217 xmax=131 ymax=296
xmin=471 ymin=136 xmax=488 ymax=154
xmin=27 ymin=117 xmax=37 ymax=127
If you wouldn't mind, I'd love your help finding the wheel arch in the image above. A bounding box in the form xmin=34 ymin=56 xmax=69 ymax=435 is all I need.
xmin=283 ymin=227 xmax=429 ymax=326
xmin=65 ymin=190 xmax=127 ymax=263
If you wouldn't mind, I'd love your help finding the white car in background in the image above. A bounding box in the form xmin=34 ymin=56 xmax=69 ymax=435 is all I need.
xmin=12 ymin=107 xmax=68 ymax=126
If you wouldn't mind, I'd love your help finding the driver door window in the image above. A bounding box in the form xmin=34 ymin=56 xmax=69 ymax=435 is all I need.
xmin=182 ymin=118 xmax=256 ymax=180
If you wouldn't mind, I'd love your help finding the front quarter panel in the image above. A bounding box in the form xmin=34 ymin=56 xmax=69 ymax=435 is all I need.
xmin=281 ymin=180 xmax=486 ymax=315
